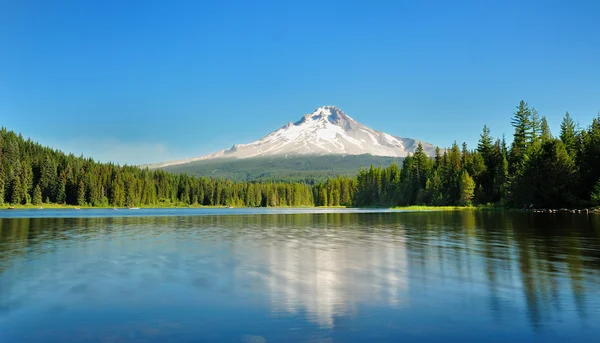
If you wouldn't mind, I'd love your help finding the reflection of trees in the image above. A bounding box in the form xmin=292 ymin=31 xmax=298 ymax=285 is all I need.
xmin=510 ymin=214 xmax=600 ymax=331
xmin=1 ymin=212 xmax=600 ymax=333
xmin=376 ymin=211 xmax=600 ymax=334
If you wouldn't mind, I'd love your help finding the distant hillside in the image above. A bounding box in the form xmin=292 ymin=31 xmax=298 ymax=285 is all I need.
xmin=162 ymin=154 xmax=404 ymax=183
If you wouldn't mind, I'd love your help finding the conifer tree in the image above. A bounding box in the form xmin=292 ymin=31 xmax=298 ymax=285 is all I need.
xmin=478 ymin=125 xmax=493 ymax=158
xmin=510 ymin=100 xmax=532 ymax=172
xmin=32 ymin=184 xmax=42 ymax=205
xmin=560 ymin=111 xmax=577 ymax=155
xmin=77 ymin=180 xmax=86 ymax=206
xmin=530 ymin=107 xmax=541 ymax=144
xmin=540 ymin=116 xmax=552 ymax=142
xmin=459 ymin=171 xmax=475 ymax=206
xmin=0 ymin=164 xmax=4 ymax=205
xmin=10 ymin=177 xmax=22 ymax=205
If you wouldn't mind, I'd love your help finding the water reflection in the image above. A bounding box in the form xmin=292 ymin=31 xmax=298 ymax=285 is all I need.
xmin=0 ymin=211 xmax=600 ymax=342
xmin=232 ymin=219 xmax=409 ymax=327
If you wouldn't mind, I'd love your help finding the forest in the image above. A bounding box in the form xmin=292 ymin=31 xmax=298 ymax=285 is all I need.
xmin=315 ymin=101 xmax=600 ymax=209
xmin=0 ymin=129 xmax=314 ymax=207
xmin=1 ymin=100 xmax=600 ymax=209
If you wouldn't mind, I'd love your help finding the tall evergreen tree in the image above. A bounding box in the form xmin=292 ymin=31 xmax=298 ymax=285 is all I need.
xmin=77 ymin=180 xmax=86 ymax=206
xmin=10 ymin=176 xmax=22 ymax=205
xmin=32 ymin=184 xmax=42 ymax=205
xmin=559 ymin=111 xmax=577 ymax=155
xmin=478 ymin=125 xmax=493 ymax=158
xmin=530 ymin=107 xmax=542 ymax=144
xmin=540 ymin=116 xmax=552 ymax=142
xmin=509 ymin=100 xmax=532 ymax=172
xmin=459 ymin=171 xmax=475 ymax=206
xmin=0 ymin=163 xmax=4 ymax=205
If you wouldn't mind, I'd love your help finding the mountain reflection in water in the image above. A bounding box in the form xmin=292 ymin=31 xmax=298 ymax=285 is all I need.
xmin=0 ymin=210 xmax=599 ymax=342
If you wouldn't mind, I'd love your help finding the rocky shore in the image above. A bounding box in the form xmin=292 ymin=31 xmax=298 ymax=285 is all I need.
xmin=524 ymin=208 xmax=600 ymax=214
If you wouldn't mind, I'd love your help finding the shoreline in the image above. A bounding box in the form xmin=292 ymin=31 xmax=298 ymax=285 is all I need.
xmin=3 ymin=204 xmax=599 ymax=214
xmin=1 ymin=204 xmax=347 ymax=210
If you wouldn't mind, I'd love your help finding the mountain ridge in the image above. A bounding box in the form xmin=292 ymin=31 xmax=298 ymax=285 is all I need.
xmin=147 ymin=106 xmax=435 ymax=169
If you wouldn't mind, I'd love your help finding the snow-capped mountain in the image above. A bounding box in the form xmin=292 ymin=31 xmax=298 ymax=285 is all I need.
xmin=150 ymin=106 xmax=436 ymax=168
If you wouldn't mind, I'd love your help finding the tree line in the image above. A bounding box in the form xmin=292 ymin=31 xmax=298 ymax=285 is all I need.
xmin=319 ymin=101 xmax=600 ymax=209
xmin=2 ymin=100 xmax=600 ymax=209
xmin=0 ymin=128 xmax=314 ymax=207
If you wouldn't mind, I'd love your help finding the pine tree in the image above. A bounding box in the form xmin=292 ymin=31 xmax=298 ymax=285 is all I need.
xmin=530 ymin=107 xmax=541 ymax=144
xmin=39 ymin=155 xmax=57 ymax=201
xmin=10 ymin=177 xmax=22 ymax=205
xmin=444 ymin=142 xmax=462 ymax=205
xmin=433 ymin=147 xmax=442 ymax=172
xmin=413 ymin=143 xmax=430 ymax=191
xmin=77 ymin=180 xmax=86 ymax=206
xmin=510 ymin=100 xmax=532 ymax=171
xmin=501 ymin=135 xmax=508 ymax=156
xmin=32 ymin=184 xmax=42 ymax=205
xmin=477 ymin=125 xmax=493 ymax=158
xmin=0 ymin=164 xmax=4 ymax=205
xmin=459 ymin=171 xmax=475 ymax=206
xmin=540 ymin=116 xmax=552 ymax=142
xmin=560 ymin=111 xmax=577 ymax=155
xmin=56 ymin=176 xmax=67 ymax=204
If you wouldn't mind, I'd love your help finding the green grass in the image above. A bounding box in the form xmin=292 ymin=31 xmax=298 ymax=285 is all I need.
xmin=391 ymin=205 xmax=500 ymax=211
xmin=2 ymin=203 xmax=347 ymax=210
xmin=2 ymin=203 xmax=236 ymax=210
xmin=3 ymin=203 xmax=83 ymax=210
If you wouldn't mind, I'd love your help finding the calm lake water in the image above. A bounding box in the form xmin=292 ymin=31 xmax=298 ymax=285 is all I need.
xmin=1 ymin=209 xmax=600 ymax=342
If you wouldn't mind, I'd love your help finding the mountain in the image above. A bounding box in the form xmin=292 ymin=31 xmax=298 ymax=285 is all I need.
xmin=149 ymin=106 xmax=436 ymax=169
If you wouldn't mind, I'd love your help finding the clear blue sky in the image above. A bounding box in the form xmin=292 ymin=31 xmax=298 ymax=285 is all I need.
xmin=1 ymin=0 xmax=598 ymax=164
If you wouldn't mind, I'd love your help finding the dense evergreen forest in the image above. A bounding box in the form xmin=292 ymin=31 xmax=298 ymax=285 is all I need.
xmin=0 ymin=128 xmax=314 ymax=207
xmin=314 ymin=101 xmax=600 ymax=209
xmin=1 ymin=100 xmax=599 ymax=209
xmin=161 ymin=154 xmax=404 ymax=183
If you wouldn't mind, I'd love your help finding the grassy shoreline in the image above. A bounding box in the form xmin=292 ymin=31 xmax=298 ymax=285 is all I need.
xmin=2 ymin=204 xmax=237 ymax=210
xmin=1 ymin=204 xmax=345 ymax=210
xmin=390 ymin=205 xmax=490 ymax=211
xmin=4 ymin=204 xmax=596 ymax=213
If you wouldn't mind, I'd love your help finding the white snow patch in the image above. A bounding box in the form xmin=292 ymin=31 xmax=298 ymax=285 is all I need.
xmin=145 ymin=106 xmax=435 ymax=168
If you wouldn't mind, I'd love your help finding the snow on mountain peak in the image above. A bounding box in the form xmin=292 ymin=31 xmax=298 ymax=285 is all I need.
xmin=295 ymin=106 xmax=355 ymax=127
xmin=150 ymin=106 xmax=436 ymax=168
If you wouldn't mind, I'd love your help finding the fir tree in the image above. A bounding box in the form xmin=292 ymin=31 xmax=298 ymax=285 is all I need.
xmin=32 ymin=184 xmax=42 ymax=205
xmin=540 ymin=116 xmax=552 ymax=142
xmin=477 ymin=125 xmax=493 ymax=158
xmin=459 ymin=171 xmax=475 ymax=206
xmin=510 ymin=100 xmax=532 ymax=171
xmin=10 ymin=176 xmax=22 ymax=205
xmin=0 ymin=164 xmax=4 ymax=205
xmin=530 ymin=107 xmax=541 ymax=144
xmin=77 ymin=180 xmax=86 ymax=206
xmin=560 ymin=111 xmax=577 ymax=155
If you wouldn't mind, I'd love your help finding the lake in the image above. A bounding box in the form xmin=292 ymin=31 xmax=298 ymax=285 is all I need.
xmin=1 ymin=209 xmax=600 ymax=342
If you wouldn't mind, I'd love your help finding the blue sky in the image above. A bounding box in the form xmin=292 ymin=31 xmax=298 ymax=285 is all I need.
xmin=1 ymin=0 xmax=598 ymax=164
